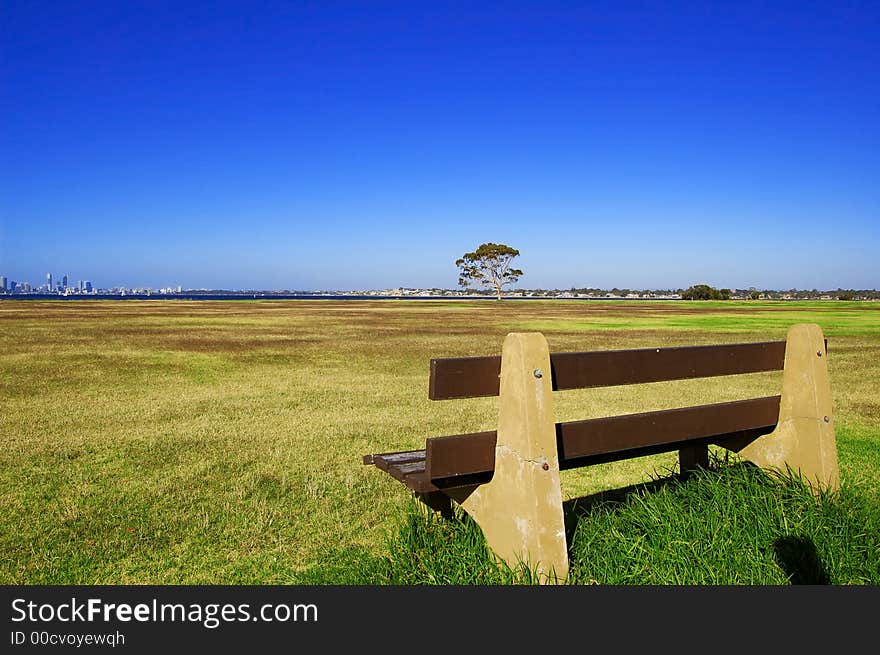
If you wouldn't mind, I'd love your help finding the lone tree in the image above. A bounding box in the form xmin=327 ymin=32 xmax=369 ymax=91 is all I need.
xmin=455 ymin=242 xmax=523 ymax=301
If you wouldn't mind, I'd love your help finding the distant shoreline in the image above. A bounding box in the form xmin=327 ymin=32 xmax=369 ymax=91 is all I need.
xmin=1 ymin=294 xmax=872 ymax=302
xmin=1 ymin=293 xmax=670 ymax=301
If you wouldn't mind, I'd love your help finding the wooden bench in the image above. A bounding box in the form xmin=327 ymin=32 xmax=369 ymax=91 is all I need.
xmin=363 ymin=323 xmax=839 ymax=582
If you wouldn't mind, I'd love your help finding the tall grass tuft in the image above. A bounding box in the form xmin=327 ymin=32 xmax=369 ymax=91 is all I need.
xmin=340 ymin=459 xmax=880 ymax=585
xmin=568 ymin=459 xmax=880 ymax=584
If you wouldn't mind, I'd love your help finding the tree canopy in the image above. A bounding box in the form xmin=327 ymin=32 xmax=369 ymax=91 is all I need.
xmin=455 ymin=243 xmax=523 ymax=301
xmin=681 ymin=284 xmax=731 ymax=300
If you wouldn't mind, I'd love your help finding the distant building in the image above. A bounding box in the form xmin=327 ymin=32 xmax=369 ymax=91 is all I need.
xmin=0 ymin=276 xmax=6 ymax=291
xmin=84 ymin=281 xmax=92 ymax=292
xmin=47 ymin=273 xmax=52 ymax=290
xmin=62 ymin=274 xmax=68 ymax=289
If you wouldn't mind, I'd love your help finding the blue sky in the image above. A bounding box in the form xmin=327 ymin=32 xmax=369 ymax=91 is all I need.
xmin=1 ymin=1 xmax=877 ymax=291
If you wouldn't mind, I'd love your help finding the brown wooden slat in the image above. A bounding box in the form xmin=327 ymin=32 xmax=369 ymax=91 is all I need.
xmin=425 ymin=431 xmax=497 ymax=479
xmin=363 ymin=449 xmax=478 ymax=492
xmin=376 ymin=450 xmax=425 ymax=468
xmin=400 ymin=471 xmax=435 ymax=493
xmin=557 ymin=396 xmax=781 ymax=461
xmin=383 ymin=458 xmax=428 ymax=489
xmin=363 ymin=452 xmax=449 ymax=493
xmin=367 ymin=450 xmax=425 ymax=472
xmin=382 ymin=462 xmax=490 ymax=493
xmin=556 ymin=427 xmax=772 ymax=469
xmin=418 ymin=396 xmax=780 ymax=481
xmin=403 ymin=470 xmax=491 ymax=493
xmin=429 ymin=356 xmax=501 ymax=400
xmin=550 ymin=342 xmax=786 ymax=391
xmin=429 ymin=341 xmax=788 ymax=399
xmin=390 ymin=461 xmax=427 ymax=477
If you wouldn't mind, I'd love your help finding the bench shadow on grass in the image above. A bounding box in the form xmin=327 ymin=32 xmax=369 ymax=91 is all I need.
xmin=561 ymin=472 xmax=679 ymax=546
xmin=771 ymin=535 xmax=830 ymax=585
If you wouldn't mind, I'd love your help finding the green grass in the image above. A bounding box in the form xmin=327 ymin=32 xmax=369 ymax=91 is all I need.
xmin=1 ymin=299 xmax=878 ymax=584
xmin=294 ymin=459 xmax=880 ymax=585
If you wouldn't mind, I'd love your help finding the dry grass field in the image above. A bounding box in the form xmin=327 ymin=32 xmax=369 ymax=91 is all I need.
xmin=1 ymin=299 xmax=878 ymax=583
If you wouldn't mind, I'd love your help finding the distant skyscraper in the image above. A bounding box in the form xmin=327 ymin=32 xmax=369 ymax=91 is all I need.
xmin=84 ymin=281 xmax=92 ymax=292
xmin=62 ymin=274 xmax=68 ymax=289
xmin=0 ymin=276 xmax=6 ymax=291
xmin=47 ymin=273 xmax=52 ymax=290
xmin=78 ymin=280 xmax=84 ymax=291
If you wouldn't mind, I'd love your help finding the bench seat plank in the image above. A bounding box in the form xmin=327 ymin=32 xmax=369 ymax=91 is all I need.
xmin=364 ymin=448 xmax=494 ymax=493
xmin=364 ymin=450 xmax=430 ymax=491
xmin=362 ymin=451 xmax=451 ymax=493
xmin=364 ymin=450 xmax=425 ymax=469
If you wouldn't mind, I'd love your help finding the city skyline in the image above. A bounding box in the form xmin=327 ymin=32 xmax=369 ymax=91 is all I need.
xmin=1 ymin=3 xmax=877 ymax=290
xmin=0 ymin=271 xmax=95 ymax=293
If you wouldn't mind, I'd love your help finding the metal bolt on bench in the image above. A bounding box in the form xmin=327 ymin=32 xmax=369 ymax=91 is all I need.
xmin=363 ymin=323 xmax=839 ymax=583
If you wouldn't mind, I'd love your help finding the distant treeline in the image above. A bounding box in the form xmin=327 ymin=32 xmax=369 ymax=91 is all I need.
xmin=552 ymin=286 xmax=878 ymax=301
xmin=151 ymin=287 xmax=880 ymax=300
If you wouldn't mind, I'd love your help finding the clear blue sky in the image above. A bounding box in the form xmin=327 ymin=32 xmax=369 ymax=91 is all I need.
xmin=1 ymin=1 xmax=877 ymax=291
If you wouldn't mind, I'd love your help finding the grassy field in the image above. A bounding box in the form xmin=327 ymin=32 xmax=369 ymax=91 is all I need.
xmin=1 ymin=299 xmax=878 ymax=584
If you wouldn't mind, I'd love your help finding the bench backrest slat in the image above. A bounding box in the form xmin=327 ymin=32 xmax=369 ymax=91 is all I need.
xmin=557 ymin=395 xmax=780 ymax=461
xmin=424 ymin=396 xmax=780 ymax=481
xmin=429 ymin=341 xmax=787 ymax=400
xmin=424 ymin=430 xmax=496 ymax=480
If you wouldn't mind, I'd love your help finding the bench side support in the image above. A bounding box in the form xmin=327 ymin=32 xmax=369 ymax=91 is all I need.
xmin=450 ymin=332 xmax=568 ymax=583
xmin=737 ymin=323 xmax=839 ymax=493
